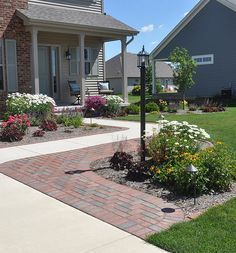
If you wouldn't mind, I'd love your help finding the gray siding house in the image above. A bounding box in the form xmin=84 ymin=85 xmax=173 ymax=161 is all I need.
xmin=106 ymin=53 xmax=174 ymax=93
xmin=0 ymin=0 xmax=138 ymax=106
xmin=151 ymin=0 xmax=236 ymax=98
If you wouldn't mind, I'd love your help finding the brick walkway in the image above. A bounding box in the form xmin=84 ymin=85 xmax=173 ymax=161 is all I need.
xmin=0 ymin=140 xmax=184 ymax=239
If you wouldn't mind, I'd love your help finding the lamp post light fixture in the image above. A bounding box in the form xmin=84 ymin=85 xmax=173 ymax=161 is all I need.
xmin=66 ymin=48 xmax=72 ymax=61
xmin=137 ymin=46 xmax=149 ymax=162
xmin=186 ymin=164 xmax=198 ymax=205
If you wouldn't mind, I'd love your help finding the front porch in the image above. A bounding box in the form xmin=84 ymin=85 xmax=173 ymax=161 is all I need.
xmin=16 ymin=4 xmax=138 ymax=105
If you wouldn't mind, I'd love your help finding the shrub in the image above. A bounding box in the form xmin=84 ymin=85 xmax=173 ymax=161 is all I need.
xmin=6 ymin=93 xmax=56 ymax=119
xmin=32 ymin=130 xmax=45 ymax=137
xmin=85 ymin=96 xmax=106 ymax=111
xmin=150 ymin=143 xmax=236 ymax=194
xmin=145 ymin=102 xmax=159 ymax=113
xmin=57 ymin=115 xmax=83 ymax=128
xmin=40 ymin=119 xmax=57 ymax=131
xmin=189 ymin=104 xmax=198 ymax=111
xmin=126 ymin=161 xmax=149 ymax=181
xmin=126 ymin=104 xmax=140 ymax=115
xmin=103 ymin=95 xmax=123 ymax=116
xmin=110 ymin=152 xmax=133 ymax=171
xmin=179 ymin=100 xmax=188 ymax=109
xmin=158 ymin=99 xmax=168 ymax=112
xmin=147 ymin=120 xmax=236 ymax=195
xmin=201 ymin=100 xmax=226 ymax=113
xmin=132 ymin=85 xmax=141 ymax=96
xmin=0 ymin=114 xmax=30 ymax=142
xmin=30 ymin=116 xmax=41 ymax=126
xmin=147 ymin=120 xmax=210 ymax=165
xmin=0 ymin=127 xmax=24 ymax=142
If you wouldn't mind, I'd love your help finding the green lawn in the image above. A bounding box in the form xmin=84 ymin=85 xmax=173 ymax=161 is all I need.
xmin=147 ymin=198 xmax=236 ymax=253
xmin=117 ymin=108 xmax=236 ymax=150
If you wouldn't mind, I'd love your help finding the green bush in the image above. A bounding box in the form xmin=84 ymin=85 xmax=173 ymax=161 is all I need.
xmin=131 ymin=85 xmax=141 ymax=96
xmin=103 ymin=95 xmax=123 ymax=116
xmin=148 ymin=120 xmax=236 ymax=194
xmin=6 ymin=93 xmax=55 ymax=120
xmin=56 ymin=115 xmax=83 ymax=128
xmin=145 ymin=102 xmax=159 ymax=113
xmin=150 ymin=143 xmax=236 ymax=195
xmin=126 ymin=104 xmax=140 ymax=115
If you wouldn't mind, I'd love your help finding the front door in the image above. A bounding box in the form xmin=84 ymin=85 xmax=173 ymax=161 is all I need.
xmin=38 ymin=46 xmax=60 ymax=99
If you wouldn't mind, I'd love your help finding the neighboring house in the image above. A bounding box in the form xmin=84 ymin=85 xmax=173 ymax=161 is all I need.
xmin=151 ymin=0 xmax=236 ymax=98
xmin=0 ymin=0 xmax=138 ymax=108
xmin=106 ymin=53 xmax=174 ymax=93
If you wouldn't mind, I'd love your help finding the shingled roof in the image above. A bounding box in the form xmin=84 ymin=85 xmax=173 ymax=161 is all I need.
xmin=17 ymin=4 xmax=138 ymax=36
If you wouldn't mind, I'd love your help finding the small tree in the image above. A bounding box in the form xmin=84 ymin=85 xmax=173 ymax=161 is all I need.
xmin=145 ymin=64 xmax=153 ymax=95
xmin=169 ymin=47 xmax=197 ymax=109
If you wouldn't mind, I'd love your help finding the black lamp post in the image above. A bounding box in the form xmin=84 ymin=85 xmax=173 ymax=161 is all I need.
xmin=137 ymin=46 xmax=149 ymax=162
xmin=186 ymin=164 xmax=198 ymax=205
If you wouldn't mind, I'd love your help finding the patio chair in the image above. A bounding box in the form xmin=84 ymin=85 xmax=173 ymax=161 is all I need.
xmin=97 ymin=81 xmax=114 ymax=95
xmin=68 ymin=80 xmax=81 ymax=105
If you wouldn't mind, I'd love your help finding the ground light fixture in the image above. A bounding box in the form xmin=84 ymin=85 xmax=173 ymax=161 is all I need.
xmin=186 ymin=164 xmax=198 ymax=205
xmin=137 ymin=46 xmax=149 ymax=162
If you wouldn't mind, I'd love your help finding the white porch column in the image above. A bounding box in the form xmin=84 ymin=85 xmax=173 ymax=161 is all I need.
xmin=31 ymin=28 xmax=39 ymax=94
xmin=121 ymin=37 xmax=128 ymax=104
xmin=79 ymin=33 xmax=86 ymax=105
xmin=152 ymin=59 xmax=156 ymax=94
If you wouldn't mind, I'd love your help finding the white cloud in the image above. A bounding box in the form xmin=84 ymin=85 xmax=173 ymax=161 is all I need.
xmin=140 ymin=24 xmax=154 ymax=33
xmin=158 ymin=24 xmax=164 ymax=29
xmin=183 ymin=11 xmax=189 ymax=17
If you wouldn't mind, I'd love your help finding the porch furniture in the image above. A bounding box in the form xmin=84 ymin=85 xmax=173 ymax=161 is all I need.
xmin=97 ymin=81 xmax=114 ymax=95
xmin=68 ymin=80 xmax=81 ymax=104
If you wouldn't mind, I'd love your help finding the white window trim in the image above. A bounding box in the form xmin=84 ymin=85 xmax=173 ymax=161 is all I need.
xmin=0 ymin=39 xmax=5 ymax=90
xmin=192 ymin=54 xmax=214 ymax=65
xmin=5 ymin=39 xmax=18 ymax=92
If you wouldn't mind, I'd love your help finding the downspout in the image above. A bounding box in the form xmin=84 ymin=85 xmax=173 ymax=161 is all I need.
xmin=126 ymin=35 xmax=134 ymax=46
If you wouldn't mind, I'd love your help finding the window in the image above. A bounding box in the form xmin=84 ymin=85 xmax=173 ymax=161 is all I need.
xmin=0 ymin=40 xmax=4 ymax=90
xmin=5 ymin=39 xmax=18 ymax=92
xmin=69 ymin=47 xmax=99 ymax=76
xmin=192 ymin=54 xmax=214 ymax=65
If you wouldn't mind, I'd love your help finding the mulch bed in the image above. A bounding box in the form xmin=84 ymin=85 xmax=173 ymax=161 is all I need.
xmin=91 ymin=155 xmax=236 ymax=217
xmin=0 ymin=125 xmax=126 ymax=148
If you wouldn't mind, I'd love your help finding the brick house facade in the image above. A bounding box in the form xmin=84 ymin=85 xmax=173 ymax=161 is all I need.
xmin=0 ymin=0 xmax=31 ymax=110
xmin=0 ymin=0 xmax=137 ymax=110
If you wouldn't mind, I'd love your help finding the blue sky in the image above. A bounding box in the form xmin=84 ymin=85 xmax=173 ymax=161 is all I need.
xmin=104 ymin=0 xmax=200 ymax=60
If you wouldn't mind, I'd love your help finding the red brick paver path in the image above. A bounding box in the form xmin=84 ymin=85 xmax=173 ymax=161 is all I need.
xmin=0 ymin=140 xmax=184 ymax=239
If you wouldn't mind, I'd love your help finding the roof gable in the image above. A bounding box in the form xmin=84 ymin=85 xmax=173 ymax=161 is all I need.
xmin=151 ymin=0 xmax=236 ymax=58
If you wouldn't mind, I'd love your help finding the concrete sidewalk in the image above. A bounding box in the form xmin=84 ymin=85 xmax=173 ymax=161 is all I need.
xmin=0 ymin=174 xmax=167 ymax=253
xmin=0 ymin=119 xmax=159 ymax=164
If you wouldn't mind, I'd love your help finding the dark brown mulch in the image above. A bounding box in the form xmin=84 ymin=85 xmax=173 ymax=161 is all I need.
xmin=0 ymin=125 xmax=126 ymax=148
xmin=91 ymin=155 xmax=236 ymax=217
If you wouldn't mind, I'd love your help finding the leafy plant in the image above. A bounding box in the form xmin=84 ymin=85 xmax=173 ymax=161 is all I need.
xmin=0 ymin=127 xmax=24 ymax=142
xmin=158 ymin=99 xmax=168 ymax=111
xmin=1 ymin=114 xmax=30 ymax=136
xmin=6 ymin=93 xmax=56 ymax=120
xmin=103 ymin=95 xmax=123 ymax=116
xmin=132 ymin=85 xmax=141 ymax=96
xmin=32 ymin=129 xmax=45 ymax=137
xmin=188 ymin=104 xmax=198 ymax=111
xmin=110 ymin=152 xmax=133 ymax=171
xmin=126 ymin=104 xmax=140 ymax=115
xmin=145 ymin=102 xmax=159 ymax=113
xmin=40 ymin=119 xmax=57 ymax=131
xmin=85 ymin=96 xmax=106 ymax=111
